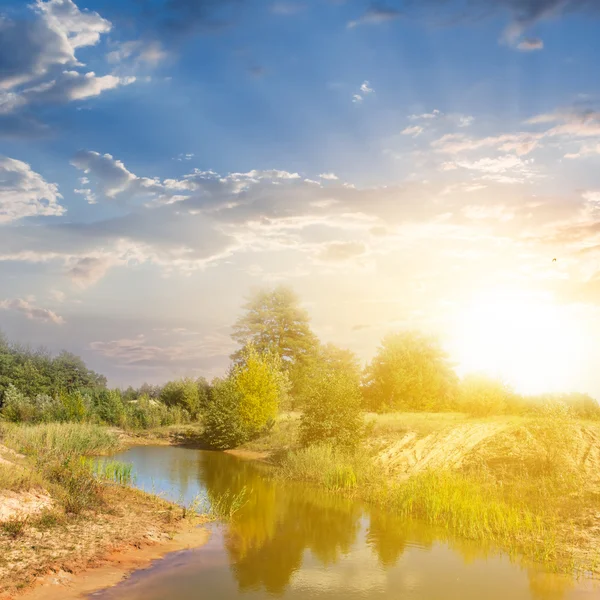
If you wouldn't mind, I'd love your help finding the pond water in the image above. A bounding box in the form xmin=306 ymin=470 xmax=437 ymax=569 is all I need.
xmin=91 ymin=446 xmax=597 ymax=600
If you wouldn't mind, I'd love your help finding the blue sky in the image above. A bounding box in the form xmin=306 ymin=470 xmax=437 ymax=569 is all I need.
xmin=2 ymin=0 xmax=600 ymax=395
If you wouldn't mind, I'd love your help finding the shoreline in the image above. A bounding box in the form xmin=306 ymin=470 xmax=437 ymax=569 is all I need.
xmin=11 ymin=521 xmax=210 ymax=600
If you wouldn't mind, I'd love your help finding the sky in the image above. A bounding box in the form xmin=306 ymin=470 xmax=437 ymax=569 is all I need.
xmin=2 ymin=0 xmax=600 ymax=395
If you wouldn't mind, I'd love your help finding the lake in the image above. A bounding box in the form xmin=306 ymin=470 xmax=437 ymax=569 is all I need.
xmin=90 ymin=446 xmax=597 ymax=600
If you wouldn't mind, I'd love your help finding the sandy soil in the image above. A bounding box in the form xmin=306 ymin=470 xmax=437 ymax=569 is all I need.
xmin=12 ymin=525 xmax=210 ymax=600
xmin=377 ymin=422 xmax=509 ymax=476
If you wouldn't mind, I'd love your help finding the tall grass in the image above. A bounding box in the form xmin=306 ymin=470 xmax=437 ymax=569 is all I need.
xmin=278 ymin=443 xmax=384 ymax=491
xmin=1 ymin=422 xmax=120 ymax=458
xmin=91 ymin=459 xmax=134 ymax=485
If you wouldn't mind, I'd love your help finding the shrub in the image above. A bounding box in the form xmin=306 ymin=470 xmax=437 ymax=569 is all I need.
xmin=300 ymin=370 xmax=363 ymax=449
xmin=160 ymin=378 xmax=202 ymax=419
xmin=203 ymin=378 xmax=249 ymax=449
xmin=203 ymin=345 xmax=288 ymax=449
xmin=459 ymin=374 xmax=514 ymax=416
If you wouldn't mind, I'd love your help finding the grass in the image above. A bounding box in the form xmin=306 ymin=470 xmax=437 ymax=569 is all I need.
xmin=1 ymin=422 xmax=120 ymax=458
xmin=273 ymin=407 xmax=599 ymax=573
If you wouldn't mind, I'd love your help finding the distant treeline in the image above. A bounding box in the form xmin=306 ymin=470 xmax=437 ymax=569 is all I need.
xmin=1 ymin=286 xmax=599 ymax=446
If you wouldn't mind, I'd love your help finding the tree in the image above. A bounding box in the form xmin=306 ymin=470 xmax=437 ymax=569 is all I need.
xmin=363 ymin=331 xmax=458 ymax=412
xmin=293 ymin=343 xmax=362 ymax=408
xmin=231 ymin=286 xmax=319 ymax=397
xmin=459 ymin=374 xmax=513 ymax=416
xmin=160 ymin=378 xmax=202 ymax=419
xmin=204 ymin=345 xmax=289 ymax=449
xmin=300 ymin=369 xmax=363 ymax=449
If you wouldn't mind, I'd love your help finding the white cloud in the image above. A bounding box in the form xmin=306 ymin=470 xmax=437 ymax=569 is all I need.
xmin=0 ymin=298 xmax=64 ymax=324
xmin=352 ymin=94 xmax=363 ymax=103
xmin=74 ymin=187 xmax=97 ymax=204
xmin=360 ymin=81 xmax=374 ymax=94
xmin=71 ymin=150 xmax=137 ymax=198
xmin=0 ymin=0 xmax=111 ymax=91
xmin=319 ymin=173 xmax=339 ymax=180
xmin=458 ymin=115 xmax=475 ymax=127
xmin=516 ymin=37 xmax=544 ymax=51
xmin=402 ymin=125 xmax=424 ymax=137
xmin=409 ymin=109 xmax=441 ymax=121
xmin=0 ymin=156 xmax=64 ymax=222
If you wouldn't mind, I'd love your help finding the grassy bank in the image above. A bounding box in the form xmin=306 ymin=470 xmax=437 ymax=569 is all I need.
xmin=241 ymin=410 xmax=600 ymax=575
xmin=0 ymin=423 xmax=205 ymax=597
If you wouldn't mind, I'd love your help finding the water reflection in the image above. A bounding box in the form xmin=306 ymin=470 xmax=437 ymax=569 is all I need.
xmin=93 ymin=446 xmax=597 ymax=600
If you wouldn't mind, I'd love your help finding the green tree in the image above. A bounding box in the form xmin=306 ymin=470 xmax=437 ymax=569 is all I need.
xmin=231 ymin=286 xmax=319 ymax=398
xmin=204 ymin=345 xmax=289 ymax=449
xmin=459 ymin=374 xmax=513 ymax=416
xmin=363 ymin=331 xmax=458 ymax=412
xmin=160 ymin=378 xmax=202 ymax=419
xmin=300 ymin=369 xmax=363 ymax=449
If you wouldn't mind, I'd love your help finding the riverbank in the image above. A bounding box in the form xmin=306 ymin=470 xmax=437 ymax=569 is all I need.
xmin=242 ymin=411 xmax=600 ymax=576
xmin=0 ymin=424 xmax=208 ymax=599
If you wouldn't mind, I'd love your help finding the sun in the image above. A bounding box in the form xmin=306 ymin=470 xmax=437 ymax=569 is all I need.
xmin=449 ymin=287 xmax=585 ymax=395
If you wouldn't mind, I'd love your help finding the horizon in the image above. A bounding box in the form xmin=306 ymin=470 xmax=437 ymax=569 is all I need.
xmin=2 ymin=0 xmax=600 ymax=395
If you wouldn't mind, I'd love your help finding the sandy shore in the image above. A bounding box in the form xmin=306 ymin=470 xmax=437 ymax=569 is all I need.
xmin=7 ymin=522 xmax=209 ymax=600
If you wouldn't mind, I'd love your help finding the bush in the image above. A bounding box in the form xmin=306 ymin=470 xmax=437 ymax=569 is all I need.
xmin=160 ymin=378 xmax=202 ymax=419
xmin=300 ymin=370 xmax=363 ymax=449
xmin=459 ymin=374 xmax=514 ymax=416
xmin=362 ymin=331 xmax=458 ymax=412
xmin=203 ymin=346 xmax=288 ymax=449
xmin=203 ymin=378 xmax=249 ymax=449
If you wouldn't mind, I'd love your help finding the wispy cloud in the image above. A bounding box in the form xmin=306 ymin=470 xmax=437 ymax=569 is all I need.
xmin=348 ymin=4 xmax=402 ymax=29
xmin=0 ymin=298 xmax=64 ymax=324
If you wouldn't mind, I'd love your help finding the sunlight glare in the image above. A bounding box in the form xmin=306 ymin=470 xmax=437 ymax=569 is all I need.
xmin=451 ymin=288 xmax=584 ymax=395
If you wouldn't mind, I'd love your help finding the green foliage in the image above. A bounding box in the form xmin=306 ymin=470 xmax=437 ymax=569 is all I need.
xmin=300 ymin=369 xmax=363 ymax=449
xmin=231 ymin=286 xmax=319 ymax=398
xmin=293 ymin=343 xmax=362 ymax=409
xmin=363 ymin=331 xmax=458 ymax=412
xmin=204 ymin=345 xmax=289 ymax=449
xmin=459 ymin=374 xmax=514 ymax=416
xmin=160 ymin=378 xmax=201 ymax=418
xmin=0 ymin=332 xmax=106 ymax=403
xmin=203 ymin=377 xmax=248 ymax=449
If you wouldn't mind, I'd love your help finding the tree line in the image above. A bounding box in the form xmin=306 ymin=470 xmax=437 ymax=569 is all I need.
xmin=1 ymin=286 xmax=599 ymax=449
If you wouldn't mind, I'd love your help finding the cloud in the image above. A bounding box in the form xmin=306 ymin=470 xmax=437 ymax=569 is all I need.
xmin=0 ymin=0 xmax=111 ymax=91
xmin=348 ymin=4 xmax=402 ymax=28
xmin=0 ymin=156 xmax=64 ymax=223
xmin=74 ymin=187 xmax=97 ymax=204
xmin=516 ymin=37 xmax=544 ymax=51
xmin=409 ymin=109 xmax=441 ymax=121
xmin=68 ymin=256 xmax=116 ymax=287
xmin=0 ymin=298 xmax=64 ymax=324
xmin=402 ymin=125 xmax=424 ymax=137
xmin=432 ymin=132 xmax=542 ymax=156
xmin=360 ymin=81 xmax=374 ymax=94
xmin=352 ymin=81 xmax=374 ymax=104
xmin=90 ymin=332 xmax=235 ymax=365
xmin=319 ymin=173 xmax=339 ymax=180
xmin=399 ymin=0 xmax=600 ymax=49
xmin=22 ymin=71 xmax=135 ymax=105
xmin=442 ymin=155 xmax=537 ymax=183
xmin=107 ymin=40 xmax=169 ymax=67
xmin=0 ymin=0 xmax=138 ymax=134
xmin=71 ymin=151 xmax=137 ymax=198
